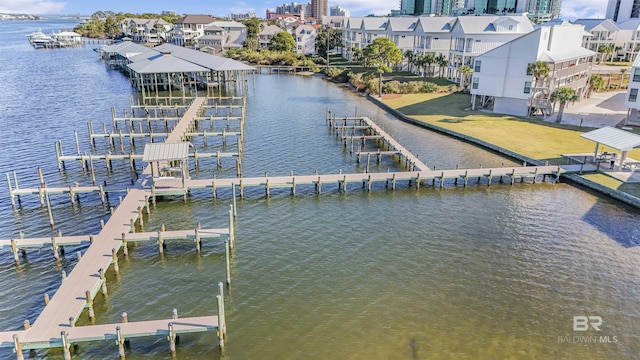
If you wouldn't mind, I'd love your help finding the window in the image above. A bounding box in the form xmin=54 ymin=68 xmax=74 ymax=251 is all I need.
xmin=524 ymin=81 xmax=531 ymax=94
xmin=526 ymin=64 xmax=532 ymax=76
xmin=474 ymin=60 xmax=481 ymax=72
xmin=634 ymin=68 xmax=640 ymax=82
xmin=472 ymin=77 xmax=479 ymax=89
xmin=630 ymin=88 xmax=638 ymax=102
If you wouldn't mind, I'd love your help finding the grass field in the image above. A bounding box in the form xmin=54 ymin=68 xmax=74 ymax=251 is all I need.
xmin=382 ymin=92 xmax=640 ymax=195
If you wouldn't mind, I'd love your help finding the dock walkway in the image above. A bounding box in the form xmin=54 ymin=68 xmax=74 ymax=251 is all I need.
xmin=1 ymin=97 xmax=228 ymax=359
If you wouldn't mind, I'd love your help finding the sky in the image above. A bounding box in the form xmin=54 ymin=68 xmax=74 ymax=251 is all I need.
xmin=0 ymin=0 xmax=607 ymax=20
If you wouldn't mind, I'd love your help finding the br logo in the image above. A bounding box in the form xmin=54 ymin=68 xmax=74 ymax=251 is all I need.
xmin=573 ymin=316 xmax=602 ymax=331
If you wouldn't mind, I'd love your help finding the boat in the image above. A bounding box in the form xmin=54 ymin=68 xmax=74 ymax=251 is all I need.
xmin=26 ymin=29 xmax=56 ymax=48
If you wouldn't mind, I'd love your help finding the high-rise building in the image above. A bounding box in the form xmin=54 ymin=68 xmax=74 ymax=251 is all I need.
xmin=399 ymin=0 xmax=434 ymax=15
xmin=472 ymin=0 xmax=526 ymax=14
xmin=606 ymin=0 xmax=640 ymax=22
xmin=330 ymin=5 xmax=351 ymax=17
xmin=526 ymin=0 xmax=562 ymax=22
xmin=311 ymin=0 xmax=328 ymax=20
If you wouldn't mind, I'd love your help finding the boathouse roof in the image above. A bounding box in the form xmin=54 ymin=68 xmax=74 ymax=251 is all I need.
xmin=152 ymin=43 xmax=255 ymax=72
xmin=142 ymin=142 xmax=190 ymax=162
xmin=128 ymin=52 xmax=209 ymax=74
xmin=581 ymin=126 xmax=640 ymax=151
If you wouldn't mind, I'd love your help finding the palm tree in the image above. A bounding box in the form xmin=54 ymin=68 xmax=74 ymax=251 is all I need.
xmin=589 ymin=74 xmax=605 ymax=96
xmin=412 ymin=53 xmax=426 ymax=77
xmin=423 ymin=53 xmax=436 ymax=77
xmin=459 ymin=65 xmax=472 ymax=89
xmin=435 ymin=54 xmax=447 ymax=78
xmin=550 ymin=87 xmax=577 ymax=123
xmin=404 ymin=50 xmax=414 ymax=73
xmin=527 ymin=61 xmax=550 ymax=116
xmin=619 ymin=68 xmax=628 ymax=89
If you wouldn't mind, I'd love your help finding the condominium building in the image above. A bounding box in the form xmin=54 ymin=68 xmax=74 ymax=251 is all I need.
xmin=470 ymin=22 xmax=594 ymax=117
xmin=606 ymin=0 xmax=640 ymax=23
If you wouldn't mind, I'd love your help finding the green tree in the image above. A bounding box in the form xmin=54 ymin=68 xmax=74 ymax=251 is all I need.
xmin=550 ymin=87 xmax=578 ymax=123
xmin=404 ymin=50 xmax=414 ymax=73
xmin=243 ymin=37 xmax=258 ymax=51
xmin=269 ymin=31 xmax=295 ymax=52
xmin=361 ymin=37 xmax=403 ymax=97
xmin=526 ymin=61 xmax=550 ymax=116
xmin=316 ymin=28 xmax=342 ymax=58
xmin=459 ymin=65 xmax=472 ymax=89
xmin=241 ymin=17 xmax=262 ymax=49
xmin=435 ymin=54 xmax=447 ymax=78
xmin=589 ymin=74 xmax=604 ymax=97
xmin=619 ymin=67 xmax=628 ymax=89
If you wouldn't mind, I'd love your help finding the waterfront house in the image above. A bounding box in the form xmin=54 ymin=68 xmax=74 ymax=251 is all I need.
xmin=170 ymin=14 xmax=217 ymax=46
xmin=341 ymin=17 xmax=363 ymax=61
xmin=258 ymin=25 xmax=284 ymax=49
xmin=447 ymin=14 xmax=534 ymax=82
xmin=470 ymin=22 xmax=594 ymax=117
xmin=624 ymin=52 xmax=640 ymax=123
xmin=412 ymin=16 xmax=455 ymax=59
xmin=54 ymin=31 xmax=81 ymax=44
xmin=295 ymin=24 xmax=319 ymax=55
xmin=572 ymin=19 xmax=620 ymax=61
xmin=385 ymin=17 xmax=419 ymax=55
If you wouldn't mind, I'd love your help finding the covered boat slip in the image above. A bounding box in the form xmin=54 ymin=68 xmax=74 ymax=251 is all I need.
xmin=100 ymin=42 xmax=255 ymax=96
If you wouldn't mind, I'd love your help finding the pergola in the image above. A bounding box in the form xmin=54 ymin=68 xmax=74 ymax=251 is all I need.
xmin=142 ymin=142 xmax=191 ymax=187
xmin=580 ymin=127 xmax=640 ymax=171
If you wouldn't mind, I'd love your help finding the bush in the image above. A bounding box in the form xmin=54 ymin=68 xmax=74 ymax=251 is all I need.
xmin=421 ymin=82 xmax=438 ymax=93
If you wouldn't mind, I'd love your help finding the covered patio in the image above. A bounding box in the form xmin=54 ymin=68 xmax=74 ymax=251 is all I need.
xmin=142 ymin=142 xmax=191 ymax=188
xmin=580 ymin=126 xmax=640 ymax=172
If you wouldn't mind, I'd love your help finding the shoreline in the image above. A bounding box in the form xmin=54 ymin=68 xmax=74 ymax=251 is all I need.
xmin=364 ymin=94 xmax=640 ymax=210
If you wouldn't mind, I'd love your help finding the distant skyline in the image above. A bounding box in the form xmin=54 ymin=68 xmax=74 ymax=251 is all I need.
xmin=0 ymin=0 xmax=606 ymax=20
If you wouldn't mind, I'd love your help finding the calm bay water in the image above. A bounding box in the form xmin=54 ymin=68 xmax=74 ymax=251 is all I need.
xmin=0 ymin=19 xmax=639 ymax=359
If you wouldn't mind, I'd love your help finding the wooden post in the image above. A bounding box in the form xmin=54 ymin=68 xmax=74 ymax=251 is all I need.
xmin=51 ymin=236 xmax=59 ymax=260
xmin=116 ymin=326 xmax=125 ymax=358
xmin=45 ymin=192 xmax=54 ymax=228
xmin=86 ymin=290 xmax=95 ymax=319
xmin=217 ymin=294 xmax=225 ymax=347
xmin=122 ymin=312 xmax=128 ymax=323
xmin=195 ymin=227 xmax=201 ymax=252
xmin=13 ymin=334 xmax=23 ymax=360
xmin=218 ymin=282 xmax=226 ymax=338
xmin=61 ymin=270 xmax=67 ymax=280
xmin=487 ymin=169 xmax=492 ymax=187
xmin=231 ymin=184 xmax=237 ymax=218
xmin=228 ymin=205 xmax=235 ymax=249
xmin=137 ymin=206 xmax=143 ymax=227
xmin=108 ymin=248 xmax=118 ymax=276
xmin=6 ymin=173 xmax=15 ymax=208
xmin=61 ymin=331 xmax=71 ymax=360
xmin=99 ymin=268 xmax=107 ymax=295
xmin=168 ymin=323 xmax=177 ymax=354
xmin=157 ymin=230 xmax=164 ymax=254
xmin=44 ymin=293 xmax=50 ymax=305
xmin=122 ymin=233 xmax=128 ymax=257
xmin=291 ymin=176 xmax=296 ymax=196
xmin=23 ymin=320 xmax=30 ymax=330
xmin=533 ymin=168 xmax=538 ymax=184
xmin=464 ymin=171 xmax=469 ymax=187
xmin=440 ymin=171 xmax=445 ymax=189
xmin=11 ymin=239 xmax=19 ymax=264
xmin=225 ymin=240 xmax=231 ymax=286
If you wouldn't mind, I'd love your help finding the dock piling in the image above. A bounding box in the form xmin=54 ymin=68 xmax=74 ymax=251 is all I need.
xmin=61 ymin=331 xmax=71 ymax=360
xmin=116 ymin=326 xmax=125 ymax=358
xmin=168 ymin=323 xmax=177 ymax=354
xmin=13 ymin=334 xmax=23 ymax=360
xmin=86 ymin=290 xmax=95 ymax=319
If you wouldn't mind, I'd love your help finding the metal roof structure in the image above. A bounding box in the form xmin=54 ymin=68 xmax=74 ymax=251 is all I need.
xmin=128 ymin=52 xmax=209 ymax=74
xmin=580 ymin=127 xmax=640 ymax=151
xmin=152 ymin=43 xmax=255 ymax=71
xmin=142 ymin=143 xmax=190 ymax=162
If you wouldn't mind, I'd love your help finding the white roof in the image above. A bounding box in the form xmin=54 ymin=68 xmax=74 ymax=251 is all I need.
xmin=580 ymin=127 xmax=640 ymax=151
xmin=143 ymin=143 xmax=190 ymax=162
xmin=538 ymin=47 xmax=596 ymax=62
xmin=128 ymin=52 xmax=209 ymax=74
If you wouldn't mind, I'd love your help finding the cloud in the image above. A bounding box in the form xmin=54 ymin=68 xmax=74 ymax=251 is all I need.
xmin=560 ymin=0 xmax=607 ymax=20
xmin=0 ymin=0 xmax=66 ymax=14
xmin=333 ymin=0 xmax=393 ymax=16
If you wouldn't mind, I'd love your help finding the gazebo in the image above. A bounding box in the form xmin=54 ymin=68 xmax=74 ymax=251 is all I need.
xmin=142 ymin=142 xmax=191 ymax=187
xmin=580 ymin=127 xmax=640 ymax=171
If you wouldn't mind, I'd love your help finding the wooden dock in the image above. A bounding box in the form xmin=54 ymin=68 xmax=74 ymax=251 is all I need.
xmin=1 ymin=96 xmax=233 ymax=359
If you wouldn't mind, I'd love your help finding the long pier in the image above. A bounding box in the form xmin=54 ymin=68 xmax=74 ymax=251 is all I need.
xmin=1 ymin=96 xmax=234 ymax=359
xmin=3 ymin=95 xmax=574 ymax=359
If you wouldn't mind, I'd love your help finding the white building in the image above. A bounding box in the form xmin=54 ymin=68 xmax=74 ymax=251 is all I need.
xmin=330 ymin=6 xmax=350 ymax=17
xmin=386 ymin=17 xmax=419 ymax=54
xmin=624 ymin=53 xmax=640 ymax=121
xmin=447 ymin=14 xmax=535 ymax=80
xmin=606 ymin=0 xmax=640 ymax=23
xmin=125 ymin=18 xmax=172 ymax=44
xmin=413 ymin=16 xmax=456 ymax=57
xmin=341 ymin=17 xmax=363 ymax=61
xmin=170 ymin=15 xmax=217 ymax=46
xmin=470 ymin=22 xmax=594 ymax=117
xmin=259 ymin=25 xmax=285 ymax=49
xmin=295 ymin=24 xmax=318 ymax=54
xmin=572 ymin=19 xmax=619 ymax=60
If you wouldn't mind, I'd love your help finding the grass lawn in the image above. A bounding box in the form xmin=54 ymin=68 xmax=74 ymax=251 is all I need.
xmin=382 ymin=92 xmax=640 ymax=162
